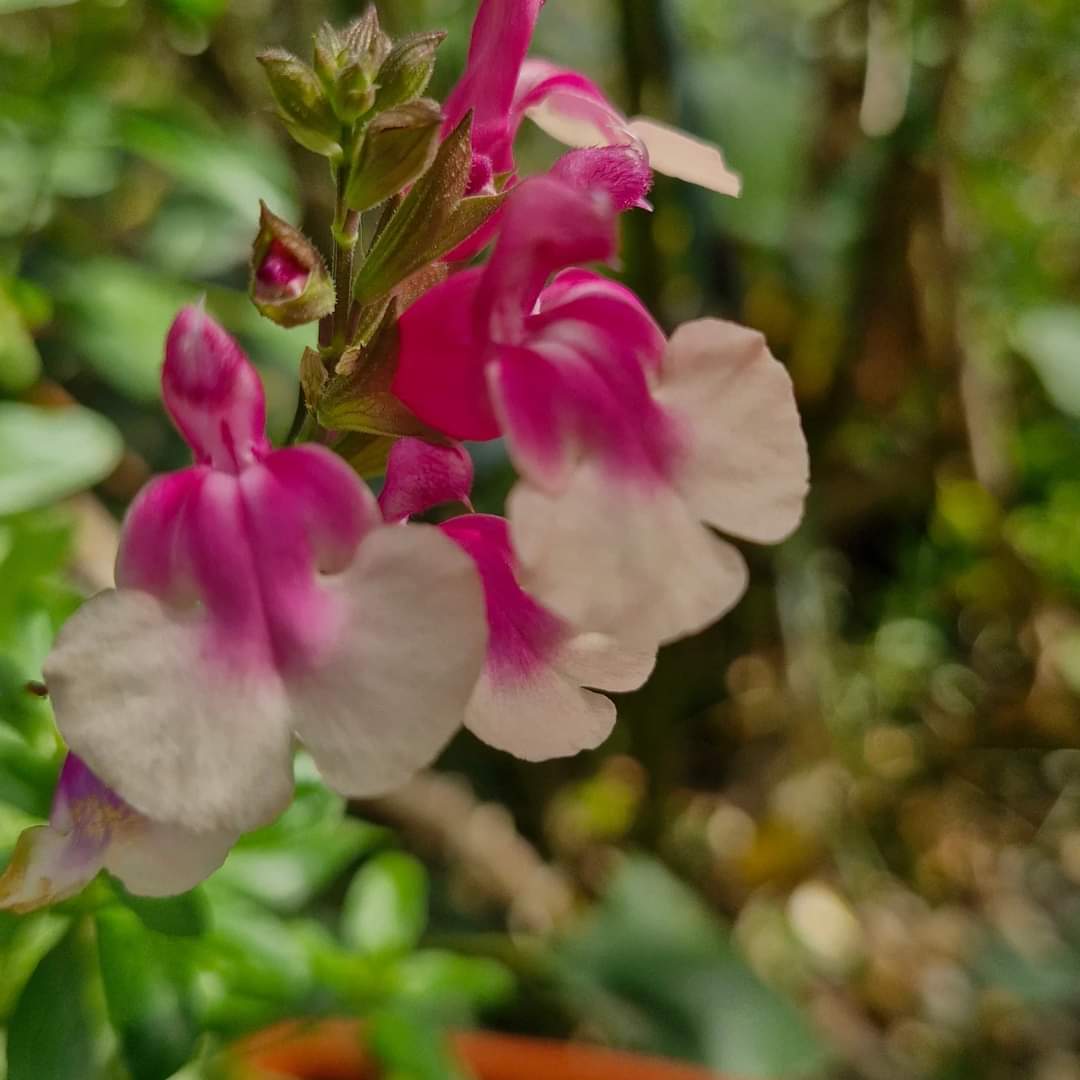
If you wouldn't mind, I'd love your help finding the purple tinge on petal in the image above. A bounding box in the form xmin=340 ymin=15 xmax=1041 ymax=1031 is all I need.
xmin=0 ymin=755 xmax=135 ymax=913
xmin=163 ymin=306 xmax=270 ymax=473
xmin=255 ymin=239 xmax=309 ymax=299
xmin=379 ymin=438 xmax=474 ymax=524
xmin=550 ymin=146 xmax=653 ymax=211
xmin=440 ymin=514 xmax=565 ymax=685
xmin=443 ymin=0 xmax=546 ymax=174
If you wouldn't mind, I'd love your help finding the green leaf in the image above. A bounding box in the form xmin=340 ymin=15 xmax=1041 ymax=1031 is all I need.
xmin=0 ymin=403 xmax=122 ymax=516
xmin=216 ymin=758 xmax=383 ymax=912
xmin=1012 ymin=306 xmax=1080 ymax=417
xmin=557 ymin=857 xmax=828 ymax=1079
xmin=0 ymin=911 xmax=68 ymax=1019
xmin=393 ymin=950 xmax=515 ymax=1012
xmin=342 ymin=851 xmax=429 ymax=955
xmin=6 ymin=919 xmax=111 ymax=1080
xmin=113 ymin=887 xmax=209 ymax=939
xmin=0 ymin=287 xmax=41 ymax=394
xmin=95 ymin=907 xmax=200 ymax=1080
xmin=367 ymin=1007 xmax=470 ymax=1080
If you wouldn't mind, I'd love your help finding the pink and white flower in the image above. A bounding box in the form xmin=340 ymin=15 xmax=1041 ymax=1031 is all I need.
xmin=392 ymin=177 xmax=809 ymax=646
xmin=380 ymin=438 xmax=654 ymax=759
xmin=0 ymin=755 xmax=235 ymax=912
xmin=442 ymin=0 xmax=741 ymax=204
xmin=44 ymin=307 xmax=487 ymax=836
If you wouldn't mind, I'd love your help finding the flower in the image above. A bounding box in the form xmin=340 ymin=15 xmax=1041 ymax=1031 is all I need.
xmin=380 ymin=438 xmax=655 ymax=759
xmin=442 ymin=0 xmax=741 ymax=202
xmin=393 ymin=177 xmax=809 ymax=646
xmin=45 ymin=306 xmax=487 ymax=836
xmin=0 ymin=755 xmax=235 ymax=912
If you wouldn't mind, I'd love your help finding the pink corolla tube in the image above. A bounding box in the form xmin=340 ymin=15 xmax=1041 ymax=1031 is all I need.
xmin=0 ymin=755 xmax=235 ymax=911
xmin=380 ymin=439 xmax=654 ymax=760
xmin=44 ymin=307 xmax=487 ymax=837
xmin=393 ymin=177 xmax=809 ymax=647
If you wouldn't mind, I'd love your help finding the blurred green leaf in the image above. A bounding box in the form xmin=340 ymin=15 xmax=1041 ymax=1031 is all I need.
xmin=367 ymin=1008 xmax=471 ymax=1080
xmin=393 ymin=950 xmax=515 ymax=1011
xmin=6 ymin=919 xmax=110 ymax=1080
xmin=342 ymin=851 xmax=429 ymax=956
xmin=558 ymin=857 xmax=828 ymax=1079
xmin=113 ymin=887 xmax=209 ymax=939
xmin=0 ymin=912 xmax=68 ymax=1019
xmin=95 ymin=907 xmax=199 ymax=1080
xmin=0 ymin=288 xmax=40 ymax=394
xmin=217 ymin=761 xmax=383 ymax=912
xmin=1012 ymin=306 xmax=1080 ymax=417
xmin=118 ymin=109 xmax=297 ymax=225
xmin=0 ymin=404 xmax=122 ymax=516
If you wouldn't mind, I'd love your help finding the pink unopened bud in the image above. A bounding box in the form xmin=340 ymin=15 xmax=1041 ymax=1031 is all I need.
xmin=250 ymin=202 xmax=335 ymax=327
xmin=163 ymin=305 xmax=269 ymax=471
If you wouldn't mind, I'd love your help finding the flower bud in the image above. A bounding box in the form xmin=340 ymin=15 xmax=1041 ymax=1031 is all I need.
xmin=258 ymin=48 xmax=342 ymax=159
xmin=250 ymin=202 xmax=335 ymax=328
xmin=345 ymin=100 xmax=442 ymax=211
xmin=374 ymin=31 xmax=445 ymax=112
xmin=342 ymin=6 xmax=392 ymax=73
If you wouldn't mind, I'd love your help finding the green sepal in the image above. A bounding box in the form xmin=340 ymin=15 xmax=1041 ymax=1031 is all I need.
xmin=345 ymin=100 xmax=442 ymax=212
xmin=258 ymin=48 xmax=342 ymax=159
xmin=317 ymin=304 xmax=445 ymax=440
xmin=352 ymin=115 xmax=503 ymax=305
xmin=374 ymin=30 xmax=446 ymax=112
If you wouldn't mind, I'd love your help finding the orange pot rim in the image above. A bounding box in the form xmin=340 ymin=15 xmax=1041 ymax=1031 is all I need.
xmin=236 ymin=1018 xmax=731 ymax=1080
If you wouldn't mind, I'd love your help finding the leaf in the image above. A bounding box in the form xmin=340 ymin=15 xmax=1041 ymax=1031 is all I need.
xmin=367 ymin=1007 xmax=471 ymax=1080
xmin=393 ymin=950 xmax=515 ymax=1011
xmin=0 ymin=403 xmax=122 ymax=516
xmin=342 ymin=851 xmax=429 ymax=955
xmin=215 ymin=759 xmax=383 ymax=912
xmin=1012 ymin=306 xmax=1080 ymax=417
xmin=117 ymin=108 xmax=298 ymax=224
xmin=557 ymin=857 xmax=828 ymax=1079
xmin=95 ymin=907 xmax=200 ymax=1080
xmin=0 ymin=287 xmax=41 ymax=394
xmin=113 ymin=887 xmax=209 ymax=939
xmin=0 ymin=911 xmax=68 ymax=1019
xmin=6 ymin=919 xmax=111 ymax=1080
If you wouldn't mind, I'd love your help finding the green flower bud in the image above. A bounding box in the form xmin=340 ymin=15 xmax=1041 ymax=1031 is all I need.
xmin=373 ymin=31 xmax=446 ymax=112
xmin=345 ymin=100 xmax=442 ymax=212
xmin=257 ymin=48 xmax=342 ymax=159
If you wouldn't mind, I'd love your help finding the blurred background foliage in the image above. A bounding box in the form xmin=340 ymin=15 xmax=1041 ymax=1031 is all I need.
xmin=2 ymin=0 xmax=1080 ymax=1078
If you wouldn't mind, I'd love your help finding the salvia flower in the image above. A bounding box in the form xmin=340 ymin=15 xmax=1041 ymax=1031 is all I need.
xmin=0 ymin=755 xmax=235 ymax=912
xmin=393 ymin=177 xmax=809 ymax=645
xmin=380 ymin=438 xmax=655 ymax=759
xmin=45 ymin=306 xmax=487 ymax=836
xmin=442 ymin=0 xmax=740 ymax=203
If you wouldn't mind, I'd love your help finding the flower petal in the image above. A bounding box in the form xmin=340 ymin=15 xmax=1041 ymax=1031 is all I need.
xmin=288 ymin=524 xmax=487 ymax=797
xmin=115 ymin=468 xmax=207 ymax=599
xmin=465 ymin=664 xmax=617 ymax=761
xmin=45 ymin=588 xmax=295 ymax=834
xmin=261 ymin=444 xmax=379 ymax=574
xmin=379 ymin=438 xmax=474 ymax=524
xmin=104 ymin=820 xmax=235 ymax=898
xmin=550 ymin=146 xmax=652 ymax=211
xmin=656 ymin=319 xmax=809 ymax=544
xmin=626 ymin=118 xmax=742 ymax=197
xmin=443 ymin=0 xmax=545 ymax=173
xmin=393 ymin=268 xmax=500 ymax=441
xmin=515 ymin=60 xmax=631 ymax=149
xmin=509 ymin=461 xmax=749 ymax=646
xmin=555 ymin=630 xmax=656 ymax=693
xmin=0 ymin=825 xmax=103 ymax=913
